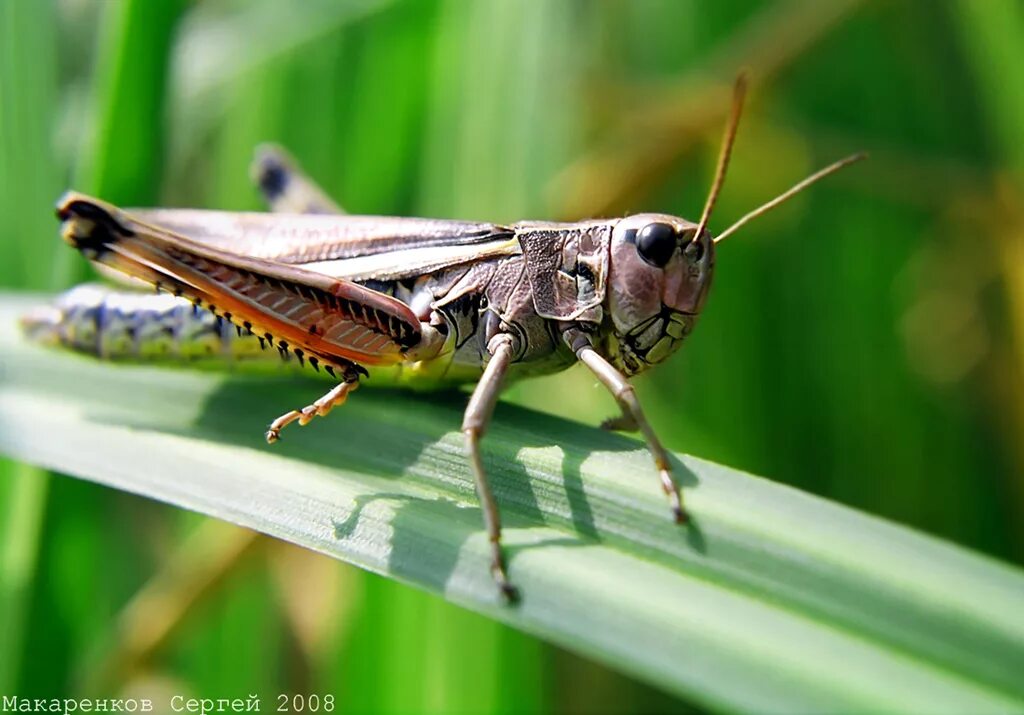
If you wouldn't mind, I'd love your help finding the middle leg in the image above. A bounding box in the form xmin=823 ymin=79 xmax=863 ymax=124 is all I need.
xmin=462 ymin=334 xmax=517 ymax=602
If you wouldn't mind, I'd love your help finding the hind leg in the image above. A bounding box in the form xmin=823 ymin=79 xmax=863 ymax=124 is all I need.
xmin=251 ymin=144 xmax=344 ymax=215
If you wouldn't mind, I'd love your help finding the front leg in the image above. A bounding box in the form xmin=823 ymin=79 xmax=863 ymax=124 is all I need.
xmin=462 ymin=334 xmax=518 ymax=602
xmin=564 ymin=329 xmax=687 ymax=524
xmin=265 ymin=378 xmax=359 ymax=443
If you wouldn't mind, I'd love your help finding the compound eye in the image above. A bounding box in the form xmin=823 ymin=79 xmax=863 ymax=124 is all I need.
xmin=636 ymin=222 xmax=677 ymax=268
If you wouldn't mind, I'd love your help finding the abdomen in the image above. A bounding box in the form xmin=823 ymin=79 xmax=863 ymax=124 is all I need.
xmin=20 ymin=284 xmax=474 ymax=387
xmin=23 ymin=284 xmax=286 ymax=372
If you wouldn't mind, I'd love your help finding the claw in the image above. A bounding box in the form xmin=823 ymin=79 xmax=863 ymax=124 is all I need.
xmin=659 ymin=468 xmax=687 ymax=524
xmin=673 ymin=504 xmax=689 ymax=525
xmin=490 ymin=545 xmax=520 ymax=604
xmin=498 ymin=580 xmax=520 ymax=605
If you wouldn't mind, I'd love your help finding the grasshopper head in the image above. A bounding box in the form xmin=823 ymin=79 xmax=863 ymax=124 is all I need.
xmin=597 ymin=75 xmax=747 ymax=378
xmin=603 ymin=213 xmax=714 ymax=375
xmin=596 ymin=74 xmax=865 ymax=377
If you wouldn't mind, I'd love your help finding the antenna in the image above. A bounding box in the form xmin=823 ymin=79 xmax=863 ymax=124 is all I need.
xmin=691 ymin=73 xmax=748 ymax=246
xmin=713 ymin=152 xmax=868 ymax=244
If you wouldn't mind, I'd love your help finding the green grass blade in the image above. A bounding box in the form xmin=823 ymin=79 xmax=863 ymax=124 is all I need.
xmin=0 ymin=458 xmax=49 ymax=693
xmin=0 ymin=0 xmax=61 ymax=693
xmin=57 ymin=0 xmax=185 ymax=287
xmin=952 ymin=0 xmax=1024 ymax=175
xmin=73 ymin=0 xmax=185 ymax=202
xmin=0 ymin=0 xmax=61 ymax=288
xmin=1 ymin=294 xmax=1022 ymax=714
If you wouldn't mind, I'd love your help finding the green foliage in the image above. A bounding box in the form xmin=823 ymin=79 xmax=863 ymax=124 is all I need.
xmin=0 ymin=0 xmax=60 ymax=694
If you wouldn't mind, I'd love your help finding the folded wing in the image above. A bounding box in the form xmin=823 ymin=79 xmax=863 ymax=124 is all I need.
xmin=57 ymin=192 xmax=425 ymax=368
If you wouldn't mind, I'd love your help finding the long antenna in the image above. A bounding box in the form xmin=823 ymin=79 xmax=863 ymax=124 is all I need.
xmin=692 ymin=73 xmax=748 ymax=245
xmin=713 ymin=152 xmax=868 ymax=244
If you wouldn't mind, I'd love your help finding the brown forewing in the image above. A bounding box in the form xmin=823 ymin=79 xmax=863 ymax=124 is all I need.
xmin=57 ymin=193 xmax=421 ymax=368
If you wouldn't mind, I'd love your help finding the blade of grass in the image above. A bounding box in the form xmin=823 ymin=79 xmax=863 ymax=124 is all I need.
xmin=76 ymin=520 xmax=262 ymax=695
xmin=952 ymin=0 xmax=1024 ymax=176
xmin=0 ymin=0 xmax=61 ymax=694
xmin=73 ymin=0 xmax=185 ymax=201
xmin=1 ymin=294 xmax=1022 ymax=713
xmin=0 ymin=0 xmax=61 ymax=288
xmin=952 ymin=0 xmax=1024 ymax=558
xmin=57 ymin=0 xmax=185 ymax=285
xmin=166 ymin=0 xmax=391 ymax=176
xmin=0 ymin=459 xmax=49 ymax=693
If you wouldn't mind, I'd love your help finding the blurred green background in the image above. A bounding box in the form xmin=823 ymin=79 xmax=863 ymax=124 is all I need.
xmin=1 ymin=0 xmax=1023 ymax=713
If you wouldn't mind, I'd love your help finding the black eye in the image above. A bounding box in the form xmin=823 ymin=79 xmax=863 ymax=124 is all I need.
xmin=635 ymin=222 xmax=677 ymax=268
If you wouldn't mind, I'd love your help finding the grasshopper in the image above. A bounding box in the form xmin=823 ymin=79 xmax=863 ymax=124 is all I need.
xmin=25 ymin=76 xmax=863 ymax=600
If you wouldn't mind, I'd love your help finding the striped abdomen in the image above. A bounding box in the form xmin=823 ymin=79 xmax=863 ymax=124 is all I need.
xmin=21 ymin=284 xmax=273 ymax=366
